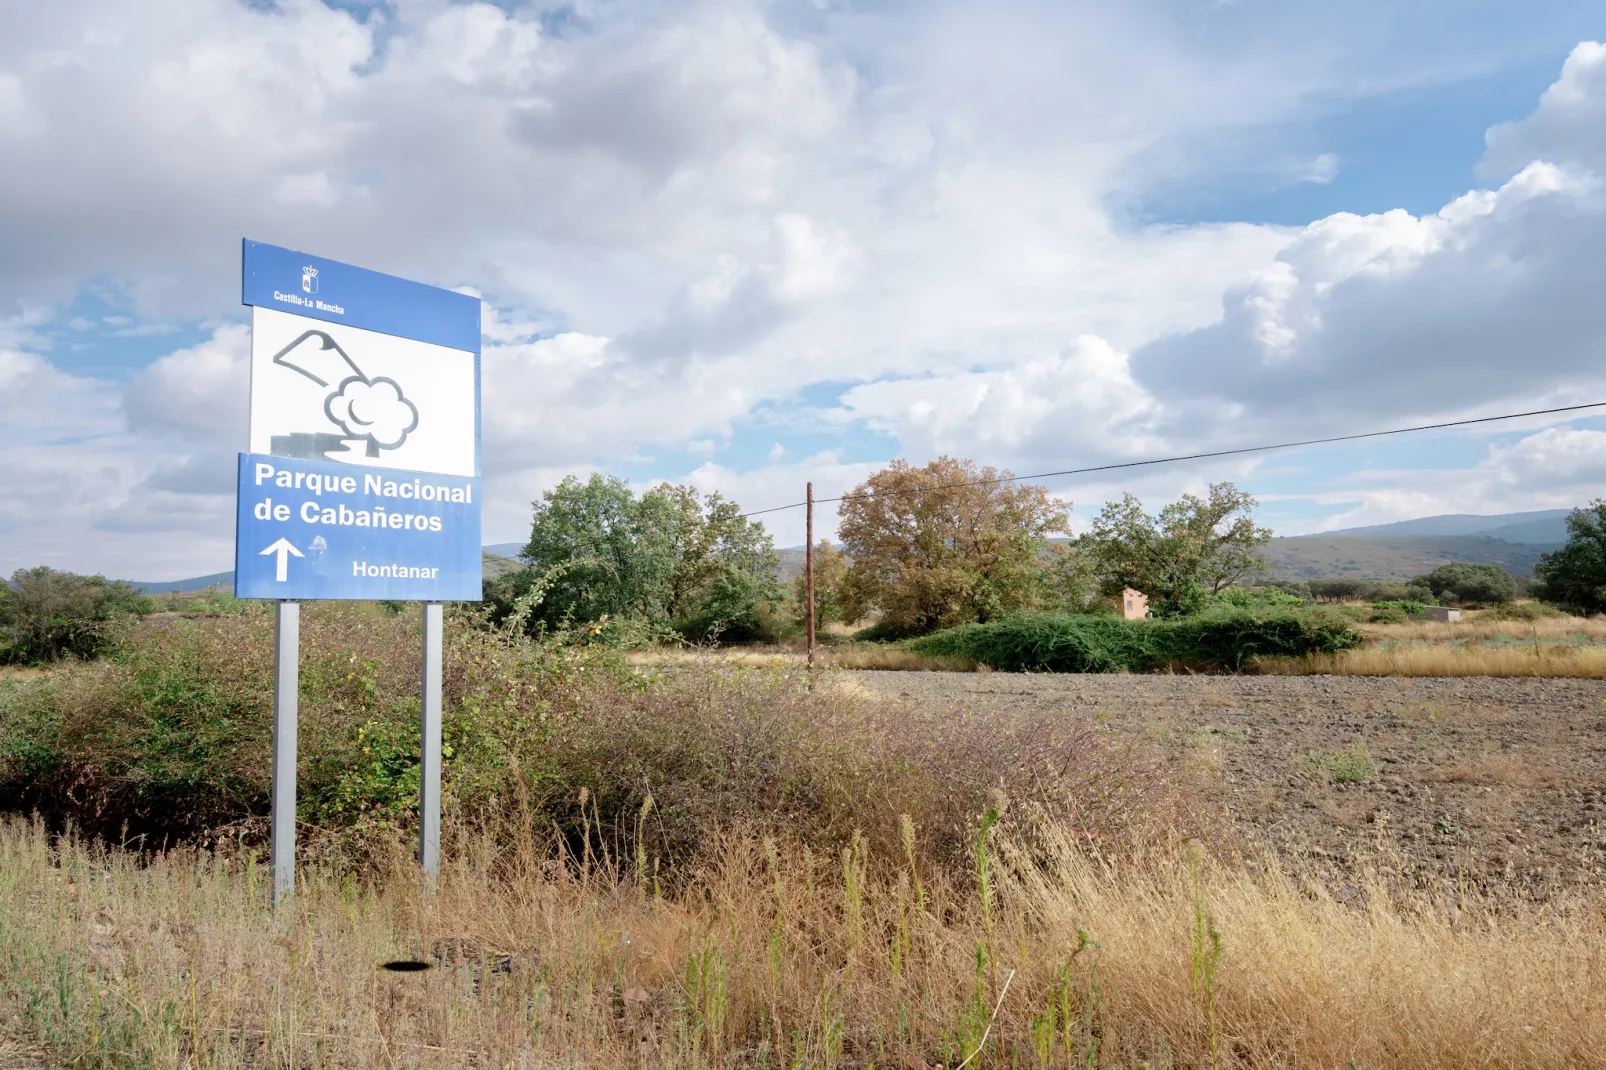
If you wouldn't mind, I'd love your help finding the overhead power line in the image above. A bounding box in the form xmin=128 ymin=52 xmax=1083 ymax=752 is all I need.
xmin=738 ymin=400 xmax=1606 ymax=519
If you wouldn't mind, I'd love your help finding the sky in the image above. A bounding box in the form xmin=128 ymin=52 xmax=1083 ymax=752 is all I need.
xmin=4 ymin=0 xmax=1606 ymax=579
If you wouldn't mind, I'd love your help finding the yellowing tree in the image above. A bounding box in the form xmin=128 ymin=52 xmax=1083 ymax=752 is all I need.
xmin=791 ymin=539 xmax=850 ymax=629
xmin=836 ymin=457 xmax=1071 ymax=634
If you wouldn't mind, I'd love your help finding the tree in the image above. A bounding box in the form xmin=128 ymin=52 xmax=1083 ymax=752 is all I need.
xmin=507 ymin=474 xmax=780 ymax=638
xmin=0 ymin=567 xmax=150 ymax=663
xmin=518 ymin=474 xmax=675 ymax=624
xmin=1410 ymin=562 xmax=1517 ymax=606
xmin=836 ymin=457 xmax=1072 ymax=634
xmin=1308 ymin=579 xmax=1370 ymax=603
xmin=792 ymin=540 xmax=850 ymax=629
xmin=1532 ymin=501 xmax=1606 ymax=611
xmin=1083 ymin=483 xmax=1271 ymax=616
xmin=653 ymin=484 xmax=779 ymax=624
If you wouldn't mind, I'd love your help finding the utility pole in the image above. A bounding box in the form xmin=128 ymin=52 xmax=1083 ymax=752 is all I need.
xmin=805 ymin=481 xmax=816 ymax=667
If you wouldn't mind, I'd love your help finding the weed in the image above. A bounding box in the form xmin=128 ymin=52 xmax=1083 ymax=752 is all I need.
xmin=1188 ymin=843 xmax=1223 ymax=1070
xmin=1309 ymin=744 xmax=1380 ymax=784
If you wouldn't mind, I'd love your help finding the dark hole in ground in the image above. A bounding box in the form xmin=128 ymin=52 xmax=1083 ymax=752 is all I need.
xmin=380 ymin=960 xmax=431 ymax=973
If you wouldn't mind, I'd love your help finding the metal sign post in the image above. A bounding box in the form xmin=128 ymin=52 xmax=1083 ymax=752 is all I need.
xmin=237 ymin=240 xmax=481 ymax=906
xmin=270 ymin=600 xmax=299 ymax=907
xmin=419 ymin=602 xmax=443 ymax=880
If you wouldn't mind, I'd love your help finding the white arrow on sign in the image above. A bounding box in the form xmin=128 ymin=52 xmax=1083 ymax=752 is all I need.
xmin=259 ymin=537 xmax=305 ymax=582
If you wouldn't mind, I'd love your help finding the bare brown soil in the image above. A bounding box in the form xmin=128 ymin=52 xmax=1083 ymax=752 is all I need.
xmin=858 ymin=671 xmax=1606 ymax=898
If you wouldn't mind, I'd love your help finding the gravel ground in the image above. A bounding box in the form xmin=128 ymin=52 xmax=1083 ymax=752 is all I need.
xmin=858 ymin=671 xmax=1606 ymax=897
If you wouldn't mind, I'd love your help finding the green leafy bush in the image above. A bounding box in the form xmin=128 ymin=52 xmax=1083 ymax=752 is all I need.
xmin=0 ymin=568 xmax=151 ymax=664
xmin=1367 ymin=599 xmax=1426 ymax=623
xmin=907 ymin=609 xmax=1361 ymax=673
xmin=1211 ymin=586 xmax=1308 ymax=610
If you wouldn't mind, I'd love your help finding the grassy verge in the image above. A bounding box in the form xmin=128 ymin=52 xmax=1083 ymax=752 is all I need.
xmin=0 ymin=603 xmax=1178 ymax=870
xmin=3 ymin=817 xmax=1603 ymax=1068
xmin=1256 ymin=642 xmax=1606 ymax=678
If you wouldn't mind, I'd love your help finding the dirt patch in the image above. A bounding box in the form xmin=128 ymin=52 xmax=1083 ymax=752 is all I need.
xmin=0 ymin=1034 xmax=49 ymax=1070
xmin=857 ymin=671 xmax=1606 ymax=898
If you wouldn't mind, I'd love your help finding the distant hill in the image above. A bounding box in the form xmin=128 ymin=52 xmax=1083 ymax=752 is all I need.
xmin=1324 ymin=509 xmax=1569 ymax=544
xmin=776 ymin=548 xmax=807 ymax=584
xmin=1262 ymin=535 xmax=1551 ymax=581
xmin=480 ymin=551 xmax=523 ymax=580
xmin=130 ymin=571 xmax=235 ymax=594
xmin=483 ymin=542 xmax=525 ymax=559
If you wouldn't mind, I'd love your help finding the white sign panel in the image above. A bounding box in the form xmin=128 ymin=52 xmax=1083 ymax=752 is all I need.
xmin=248 ymin=306 xmax=477 ymax=479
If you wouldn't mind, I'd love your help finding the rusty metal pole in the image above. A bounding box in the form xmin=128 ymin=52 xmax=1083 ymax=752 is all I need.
xmin=805 ymin=481 xmax=816 ymax=667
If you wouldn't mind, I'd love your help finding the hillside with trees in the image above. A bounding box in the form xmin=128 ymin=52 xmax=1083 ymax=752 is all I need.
xmin=1260 ymin=534 xmax=1549 ymax=581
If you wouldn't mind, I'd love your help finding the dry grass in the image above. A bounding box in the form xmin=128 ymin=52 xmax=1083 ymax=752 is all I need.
xmin=1255 ymin=643 xmax=1606 ymax=678
xmin=1358 ymin=614 xmax=1606 ymax=642
xmin=817 ymin=645 xmax=977 ymax=672
xmin=1420 ymin=753 xmax=1563 ymax=788
xmin=626 ymin=645 xmax=977 ymax=672
xmin=3 ymin=817 xmax=1603 ymax=1068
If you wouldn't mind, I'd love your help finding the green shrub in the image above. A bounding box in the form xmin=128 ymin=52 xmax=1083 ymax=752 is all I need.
xmin=1211 ymin=586 xmax=1308 ymax=610
xmin=1368 ymin=599 xmax=1425 ymax=623
xmin=0 ymin=567 xmax=151 ymax=664
xmin=672 ymin=570 xmax=784 ymax=644
xmin=907 ymin=609 xmax=1361 ymax=674
xmin=1308 ymin=744 xmax=1378 ymax=783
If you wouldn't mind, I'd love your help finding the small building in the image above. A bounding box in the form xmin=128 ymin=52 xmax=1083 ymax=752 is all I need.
xmin=1412 ymin=606 xmax=1461 ymax=623
xmin=1122 ymin=588 xmax=1149 ymax=621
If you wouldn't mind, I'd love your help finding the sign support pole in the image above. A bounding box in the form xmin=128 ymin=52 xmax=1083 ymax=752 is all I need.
xmin=420 ymin=601 xmax=443 ymax=881
xmin=271 ymin=600 xmax=299 ymax=909
xmin=805 ymin=482 xmax=815 ymax=667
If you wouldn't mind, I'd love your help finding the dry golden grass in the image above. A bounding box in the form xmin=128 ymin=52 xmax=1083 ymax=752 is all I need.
xmin=1419 ymin=753 xmax=1562 ymax=788
xmin=1358 ymin=614 xmax=1606 ymax=642
xmin=1256 ymin=643 xmax=1606 ymax=678
xmin=817 ymin=645 xmax=977 ymax=671
xmin=4 ymin=818 xmax=1604 ymax=1068
xmin=626 ymin=645 xmax=976 ymax=672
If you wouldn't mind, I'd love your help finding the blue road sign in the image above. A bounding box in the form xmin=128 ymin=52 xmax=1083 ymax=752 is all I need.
xmin=234 ymin=452 xmax=482 ymax=601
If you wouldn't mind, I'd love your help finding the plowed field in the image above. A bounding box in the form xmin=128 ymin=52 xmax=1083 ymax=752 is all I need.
xmin=859 ymin=671 xmax=1606 ymax=899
